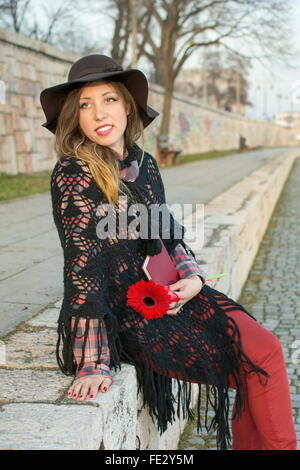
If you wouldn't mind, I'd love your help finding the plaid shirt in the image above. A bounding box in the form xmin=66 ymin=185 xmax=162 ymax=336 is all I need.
xmin=72 ymin=243 xmax=206 ymax=379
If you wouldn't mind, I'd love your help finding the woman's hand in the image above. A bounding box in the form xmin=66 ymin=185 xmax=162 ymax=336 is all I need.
xmin=166 ymin=275 xmax=203 ymax=316
xmin=67 ymin=374 xmax=113 ymax=401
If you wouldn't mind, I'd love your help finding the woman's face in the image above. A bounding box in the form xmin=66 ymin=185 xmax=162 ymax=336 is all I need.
xmin=78 ymin=80 xmax=129 ymax=155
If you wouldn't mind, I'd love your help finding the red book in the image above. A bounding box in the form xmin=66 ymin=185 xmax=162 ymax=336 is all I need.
xmin=142 ymin=236 xmax=180 ymax=285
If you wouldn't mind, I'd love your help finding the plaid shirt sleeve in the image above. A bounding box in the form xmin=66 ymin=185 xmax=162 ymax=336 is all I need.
xmin=170 ymin=243 xmax=206 ymax=285
xmin=71 ymin=317 xmax=112 ymax=379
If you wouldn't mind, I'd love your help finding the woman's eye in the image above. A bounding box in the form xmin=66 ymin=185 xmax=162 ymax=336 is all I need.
xmin=80 ymin=97 xmax=117 ymax=109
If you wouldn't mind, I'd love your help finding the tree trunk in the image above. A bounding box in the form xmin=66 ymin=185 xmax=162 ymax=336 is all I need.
xmin=160 ymin=80 xmax=173 ymax=136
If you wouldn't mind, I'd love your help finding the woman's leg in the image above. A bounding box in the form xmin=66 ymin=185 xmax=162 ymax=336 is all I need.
xmin=216 ymin=300 xmax=298 ymax=450
xmin=231 ymin=379 xmax=264 ymax=450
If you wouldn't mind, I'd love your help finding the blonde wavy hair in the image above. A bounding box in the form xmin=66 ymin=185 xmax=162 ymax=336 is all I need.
xmin=54 ymin=79 xmax=145 ymax=205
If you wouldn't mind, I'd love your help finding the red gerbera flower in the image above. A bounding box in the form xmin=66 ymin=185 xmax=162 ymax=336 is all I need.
xmin=126 ymin=279 xmax=179 ymax=320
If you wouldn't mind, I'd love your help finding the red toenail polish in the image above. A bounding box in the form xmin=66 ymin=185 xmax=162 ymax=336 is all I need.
xmin=90 ymin=395 xmax=94 ymax=399
xmin=73 ymin=394 xmax=77 ymax=398
xmin=103 ymin=387 xmax=107 ymax=392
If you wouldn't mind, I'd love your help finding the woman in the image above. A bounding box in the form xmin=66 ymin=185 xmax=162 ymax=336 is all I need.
xmin=40 ymin=54 xmax=297 ymax=450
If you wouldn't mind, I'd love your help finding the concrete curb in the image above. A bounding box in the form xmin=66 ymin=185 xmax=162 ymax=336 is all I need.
xmin=0 ymin=148 xmax=299 ymax=449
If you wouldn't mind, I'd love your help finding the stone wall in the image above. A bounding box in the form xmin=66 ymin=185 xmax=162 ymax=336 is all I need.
xmin=0 ymin=28 xmax=78 ymax=174
xmin=0 ymin=27 xmax=298 ymax=174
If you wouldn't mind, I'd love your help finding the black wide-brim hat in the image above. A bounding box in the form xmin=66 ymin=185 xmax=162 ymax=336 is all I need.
xmin=40 ymin=54 xmax=159 ymax=134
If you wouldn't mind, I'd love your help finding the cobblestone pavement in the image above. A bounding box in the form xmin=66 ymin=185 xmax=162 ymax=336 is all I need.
xmin=178 ymin=157 xmax=300 ymax=451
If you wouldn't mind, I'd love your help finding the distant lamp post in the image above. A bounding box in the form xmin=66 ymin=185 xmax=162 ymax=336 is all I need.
xmin=290 ymin=96 xmax=294 ymax=127
xmin=202 ymin=46 xmax=208 ymax=105
xmin=262 ymin=80 xmax=274 ymax=121
xmin=277 ymin=93 xmax=282 ymax=114
xmin=236 ymin=72 xmax=241 ymax=114
xmin=255 ymin=84 xmax=261 ymax=119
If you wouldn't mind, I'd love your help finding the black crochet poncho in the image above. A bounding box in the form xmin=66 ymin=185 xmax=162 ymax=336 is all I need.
xmin=50 ymin=143 xmax=268 ymax=450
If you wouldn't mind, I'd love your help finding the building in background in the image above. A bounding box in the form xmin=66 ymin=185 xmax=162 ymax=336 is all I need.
xmin=174 ymin=67 xmax=249 ymax=116
xmin=273 ymin=112 xmax=300 ymax=141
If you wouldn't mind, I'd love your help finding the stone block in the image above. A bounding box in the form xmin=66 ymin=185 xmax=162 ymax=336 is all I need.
xmin=3 ymin=113 xmax=13 ymax=134
xmin=97 ymin=364 xmax=138 ymax=450
xmin=136 ymin=379 xmax=199 ymax=450
xmin=0 ymin=114 xmax=5 ymax=135
xmin=24 ymin=95 xmax=37 ymax=118
xmin=27 ymin=308 xmax=59 ymax=328
xmin=0 ymin=369 xmax=71 ymax=402
xmin=4 ymin=328 xmax=57 ymax=368
xmin=12 ymin=114 xmax=30 ymax=132
xmin=0 ymin=403 xmax=103 ymax=450
xmin=15 ymin=130 xmax=32 ymax=153
xmin=136 ymin=397 xmax=183 ymax=450
xmin=0 ymin=134 xmax=17 ymax=173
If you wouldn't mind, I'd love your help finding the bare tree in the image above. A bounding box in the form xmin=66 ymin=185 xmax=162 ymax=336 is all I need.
xmin=38 ymin=0 xmax=100 ymax=53
xmin=86 ymin=0 xmax=134 ymax=64
xmin=109 ymin=0 xmax=131 ymax=63
xmin=29 ymin=1 xmax=75 ymax=44
xmin=2 ymin=1 xmax=297 ymax=141
xmin=140 ymin=0 xmax=296 ymax=136
xmin=104 ymin=0 xmax=296 ymax=139
xmin=204 ymin=49 xmax=252 ymax=111
xmin=174 ymin=48 xmax=252 ymax=112
xmin=0 ymin=0 xmax=31 ymax=32
xmin=0 ymin=0 xmax=100 ymax=53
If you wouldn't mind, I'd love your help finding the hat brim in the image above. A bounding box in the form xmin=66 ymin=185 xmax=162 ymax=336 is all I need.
xmin=40 ymin=69 xmax=159 ymax=134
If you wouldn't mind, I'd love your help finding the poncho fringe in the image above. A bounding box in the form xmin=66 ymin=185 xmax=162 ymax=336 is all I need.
xmin=51 ymin=144 xmax=269 ymax=450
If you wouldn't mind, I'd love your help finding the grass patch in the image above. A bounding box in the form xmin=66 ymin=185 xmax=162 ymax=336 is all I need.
xmin=177 ymin=410 xmax=217 ymax=450
xmin=0 ymin=170 xmax=51 ymax=202
xmin=177 ymin=411 xmax=198 ymax=449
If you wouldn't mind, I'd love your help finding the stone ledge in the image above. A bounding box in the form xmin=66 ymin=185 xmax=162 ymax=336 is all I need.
xmin=0 ymin=27 xmax=77 ymax=63
xmin=185 ymin=148 xmax=300 ymax=300
xmin=0 ymin=363 xmax=137 ymax=450
xmin=0 ymin=296 xmax=200 ymax=450
xmin=0 ymin=403 xmax=103 ymax=450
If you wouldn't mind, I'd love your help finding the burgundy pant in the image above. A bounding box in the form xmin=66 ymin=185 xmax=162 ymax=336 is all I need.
xmin=136 ymin=300 xmax=298 ymax=449
xmin=217 ymin=298 xmax=298 ymax=450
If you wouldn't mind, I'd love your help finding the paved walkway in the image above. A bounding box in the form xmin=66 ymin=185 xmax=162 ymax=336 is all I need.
xmin=0 ymin=147 xmax=293 ymax=337
xmin=178 ymin=156 xmax=300 ymax=450
xmin=163 ymin=147 xmax=292 ymax=208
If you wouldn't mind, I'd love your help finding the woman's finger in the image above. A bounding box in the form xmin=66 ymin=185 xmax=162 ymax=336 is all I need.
xmin=169 ymin=298 xmax=186 ymax=314
xmin=166 ymin=305 xmax=182 ymax=315
xmin=169 ymin=300 xmax=182 ymax=309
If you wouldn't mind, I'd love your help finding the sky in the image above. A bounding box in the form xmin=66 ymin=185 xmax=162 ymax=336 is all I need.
xmin=30 ymin=0 xmax=300 ymax=122
xmin=245 ymin=0 xmax=300 ymax=121
xmin=182 ymin=0 xmax=300 ymax=121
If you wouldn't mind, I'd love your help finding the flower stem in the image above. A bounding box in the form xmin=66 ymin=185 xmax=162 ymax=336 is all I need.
xmin=205 ymin=273 xmax=228 ymax=281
